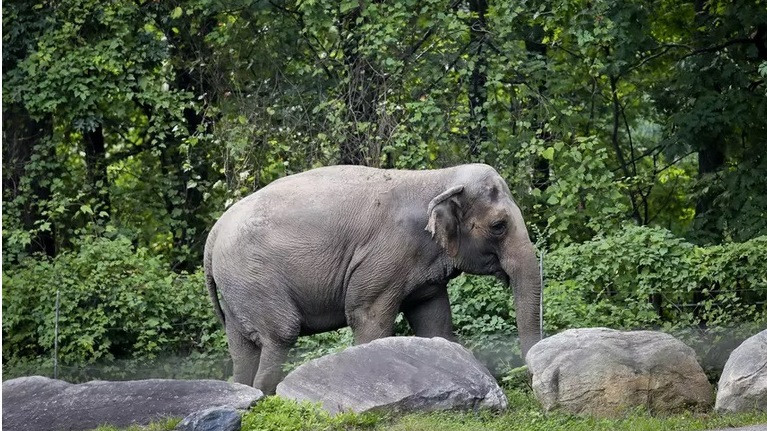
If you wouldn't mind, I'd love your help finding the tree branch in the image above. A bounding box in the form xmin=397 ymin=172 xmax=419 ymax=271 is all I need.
xmin=268 ymin=0 xmax=337 ymax=80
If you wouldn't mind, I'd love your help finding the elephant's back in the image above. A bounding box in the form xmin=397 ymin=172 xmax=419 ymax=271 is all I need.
xmin=207 ymin=164 xmax=465 ymax=264
xmin=223 ymin=166 xmax=426 ymax=227
xmin=207 ymin=167 xmax=384 ymax=278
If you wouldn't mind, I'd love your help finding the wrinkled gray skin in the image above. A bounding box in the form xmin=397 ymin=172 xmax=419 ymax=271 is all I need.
xmin=205 ymin=164 xmax=541 ymax=394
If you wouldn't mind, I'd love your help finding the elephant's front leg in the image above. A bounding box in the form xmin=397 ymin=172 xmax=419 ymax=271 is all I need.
xmin=402 ymin=288 xmax=456 ymax=341
xmin=347 ymin=292 xmax=400 ymax=345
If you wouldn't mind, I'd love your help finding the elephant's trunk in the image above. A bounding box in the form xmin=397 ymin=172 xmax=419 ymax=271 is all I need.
xmin=502 ymin=239 xmax=542 ymax=361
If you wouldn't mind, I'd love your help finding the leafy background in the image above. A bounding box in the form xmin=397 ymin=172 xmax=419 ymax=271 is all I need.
xmin=3 ymin=0 xmax=766 ymax=381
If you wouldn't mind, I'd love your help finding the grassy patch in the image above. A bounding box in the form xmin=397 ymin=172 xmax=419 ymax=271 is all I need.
xmin=88 ymin=388 xmax=767 ymax=431
xmin=386 ymin=391 xmax=767 ymax=431
xmin=242 ymin=396 xmax=380 ymax=431
xmin=90 ymin=417 xmax=179 ymax=431
xmin=240 ymin=389 xmax=767 ymax=431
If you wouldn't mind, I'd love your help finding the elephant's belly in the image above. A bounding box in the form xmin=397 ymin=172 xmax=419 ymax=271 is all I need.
xmin=299 ymin=310 xmax=348 ymax=336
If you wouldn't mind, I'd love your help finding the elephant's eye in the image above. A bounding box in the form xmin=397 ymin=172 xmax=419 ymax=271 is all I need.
xmin=490 ymin=220 xmax=507 ymax=235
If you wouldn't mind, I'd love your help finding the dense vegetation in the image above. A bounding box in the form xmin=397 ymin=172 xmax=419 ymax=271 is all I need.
xmin=3 ymin=0 xmax=766 ymax=379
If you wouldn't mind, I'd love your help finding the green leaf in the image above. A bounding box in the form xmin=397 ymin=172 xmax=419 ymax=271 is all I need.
xmin=541 ymin=147 xmax=555 ymax=161
xmin=340 ymin=0 xmax=357 ymax=14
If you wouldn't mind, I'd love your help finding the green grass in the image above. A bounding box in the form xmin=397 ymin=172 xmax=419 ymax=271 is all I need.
xmin=90 ymin=389 xmax=767 ymax=431
xmin=381 ymin=390 xmax=767 ymax=431
xmin=238 ymin=389 xmax=767 ymax=431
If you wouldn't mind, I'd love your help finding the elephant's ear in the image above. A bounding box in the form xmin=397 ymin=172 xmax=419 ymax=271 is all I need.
xmin=425 ymin=185 xmax=464 ymax=257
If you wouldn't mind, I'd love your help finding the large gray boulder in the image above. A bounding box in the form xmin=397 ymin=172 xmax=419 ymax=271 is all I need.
xmin=2 ymin=376 xmax=263 ymax=431
xmin=716 ymin=329 xmax=767 ymax=413
xmin=526 ymin=328 xmax=713 ymax=416
xmin=276 ymin=336 xmax=507 ymax=414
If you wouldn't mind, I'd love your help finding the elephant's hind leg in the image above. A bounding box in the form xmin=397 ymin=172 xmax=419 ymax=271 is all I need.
xmin=227 ymin=325 xmax=261 ymax=387
xmin=252 ymin=341 xmax=290 ymax=395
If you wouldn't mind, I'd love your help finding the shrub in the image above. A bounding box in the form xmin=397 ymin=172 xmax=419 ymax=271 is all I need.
xmin=543 ymin=225 xmax=767 ymax=379
xmin=241 ymin=396 xmax=380 ymax=431
xmin=448 ymin=274 xmax=518 ymax=373
xmin=2 ymin=235 xmax=227 ymax=369
xmin=543 ymin=225 xmax=767 ymax=333
xmin=284 ymin=328 xmax=353 ymax=372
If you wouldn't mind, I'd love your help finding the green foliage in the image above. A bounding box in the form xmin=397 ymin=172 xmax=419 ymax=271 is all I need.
xmin=91 ymin=417 xmax=180 ymax=431
xmin=5 ymin=0 xmax=767 ymax=264
xmin=529 ymin=136 xmax=630 ymax=246
xmin=500 ymin=366 xmax=532 ymax=392
xmin=543 ymin=225 xmax=767 ymax=378
xmin=6 ymin=0 xmax=186 ymax=129
xmin=544 ymin=225 xmax=767 ymax=332
xmin=2 ymin=236 xmax=226 ymax=367
xmin=448 ymin=274 xmax=519 ymax=372
xmin=241 ymin=396 xmax=380 ymax=431
xmin=3 ymin=0 xmax=767 ymax=386
xmin=284 ymin=328 xmax=354 ymax=373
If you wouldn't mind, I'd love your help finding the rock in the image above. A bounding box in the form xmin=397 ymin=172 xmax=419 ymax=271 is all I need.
xmin=276 ymin=336 xmax=507 ymax=414
xmin=175 ymin=406 xmax=241 ymax=431
xmin=2 ymin=377 xmax=263 ymax=431
xmin=525 ymin=328 xmax=713 ymax=417
xmin=716 ymin=329 xmax=767 ymax=413
xmin=704 ymin=425 xmax=767 ymax=431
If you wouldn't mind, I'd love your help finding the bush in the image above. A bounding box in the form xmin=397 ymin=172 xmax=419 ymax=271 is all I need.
xmin=543 ymin=225 xmax=767 ymax=379
xmin=241 ymin=396 xmax=380 ymax=431
xmin=448 ymin=274 xmax=518 ymax=373
xmin=544 ymin=225 xmax=767 ymax=332
xmin=284 ymin=328 xmax=353 ymax=372
xmin=2 ymin=235 xmax=227 ymax=369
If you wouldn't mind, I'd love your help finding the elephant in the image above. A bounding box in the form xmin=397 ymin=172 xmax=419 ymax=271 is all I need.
xmin=204 ymin=163 xmax=541 ymax=394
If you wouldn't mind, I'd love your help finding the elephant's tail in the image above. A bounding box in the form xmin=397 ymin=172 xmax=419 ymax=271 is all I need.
xmin=204 ymin=232 xmax=226 ymax=325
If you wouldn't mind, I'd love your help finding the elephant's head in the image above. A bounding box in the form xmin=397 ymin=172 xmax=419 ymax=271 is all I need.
xmin=426 ymin=165 xmax=542 ymax=358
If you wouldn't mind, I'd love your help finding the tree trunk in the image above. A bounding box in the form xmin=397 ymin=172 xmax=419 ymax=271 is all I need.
xmin=83 ymin=124 xmax=110 ymax=220
xmin=2 ymin=104 xmax=56 ymax=256
xmin=159 ymin=13 xmax=218 ymax=271
xmin=525 ymin=25 xmax=551 ymax=192
xmin=609 ymin=75 xmax=642 ymax=224
xmin=691 ymin=0 xmax=726 ymax=244
xmin=467 ymin=0 xmax=489 ymax=158
xmin=693 ymin=143 xmax=725 ymax=242
xmin=339 ymin=6 xmax=378 ymax=166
